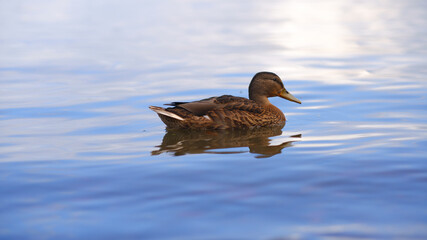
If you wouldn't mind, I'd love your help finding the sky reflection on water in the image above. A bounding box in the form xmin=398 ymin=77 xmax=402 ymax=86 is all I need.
xmin=1 ymin=0 xmax=427 ymax=239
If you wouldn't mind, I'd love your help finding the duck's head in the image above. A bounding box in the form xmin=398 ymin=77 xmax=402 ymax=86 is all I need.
xmin=249 ymin=72 xmax=301 ymax=105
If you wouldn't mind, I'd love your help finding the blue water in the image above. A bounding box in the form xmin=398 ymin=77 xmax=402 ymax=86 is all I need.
xmin=1 ymin=1 xmax=427 ymax=239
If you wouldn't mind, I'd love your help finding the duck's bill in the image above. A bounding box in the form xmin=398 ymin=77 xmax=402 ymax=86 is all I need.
xmin=279 ymin=89 xmax=301 ymax=104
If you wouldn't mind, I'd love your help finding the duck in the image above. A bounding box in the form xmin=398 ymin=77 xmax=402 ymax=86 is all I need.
xmin=149 ymin=72 xmax=301 ymax=129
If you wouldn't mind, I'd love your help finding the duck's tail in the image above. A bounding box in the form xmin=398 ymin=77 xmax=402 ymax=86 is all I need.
xmin=149 ymin=106 xmax=184 ymax=121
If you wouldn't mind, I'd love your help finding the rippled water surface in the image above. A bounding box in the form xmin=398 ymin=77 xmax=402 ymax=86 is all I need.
xmin=1 ymin=1 xmax=427 ymax=239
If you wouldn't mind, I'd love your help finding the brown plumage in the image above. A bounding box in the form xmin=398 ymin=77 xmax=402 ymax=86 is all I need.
xmin=149 ymin=72 xmax=301 ymax=129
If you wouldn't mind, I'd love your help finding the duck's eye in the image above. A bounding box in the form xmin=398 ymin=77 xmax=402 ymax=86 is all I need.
xmin=271 ymin=78 xmax=283 ymax=86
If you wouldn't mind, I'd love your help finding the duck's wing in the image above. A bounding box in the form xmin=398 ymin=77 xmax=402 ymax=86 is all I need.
xmin=165 ymin=96 xmax=219 ymax=116
xmin=170 ymin=95 xmax=258 ymax=116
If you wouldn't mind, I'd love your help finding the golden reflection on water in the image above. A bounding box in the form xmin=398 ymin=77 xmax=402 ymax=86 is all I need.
xmin=152 ymin=124 xmax=301 ymax=158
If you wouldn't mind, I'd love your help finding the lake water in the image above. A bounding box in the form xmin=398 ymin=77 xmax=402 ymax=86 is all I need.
xmin=1 ymin=1 xmax=427 ymax=239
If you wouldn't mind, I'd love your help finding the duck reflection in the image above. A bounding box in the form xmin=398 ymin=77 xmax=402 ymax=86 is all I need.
xmin=152 ymin=124 xmax=301 ymax=158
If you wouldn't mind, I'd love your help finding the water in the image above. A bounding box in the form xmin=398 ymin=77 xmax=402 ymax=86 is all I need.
xmin=1 ymin=0 xmax=427 ymax=239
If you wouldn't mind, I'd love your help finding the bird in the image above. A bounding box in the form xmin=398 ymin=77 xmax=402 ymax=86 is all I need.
xmin=149 ymin=72 xmax=301 ymax=129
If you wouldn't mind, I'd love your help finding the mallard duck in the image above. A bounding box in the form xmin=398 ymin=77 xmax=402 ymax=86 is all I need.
xmin=149 ymin=72 xmax=301 ymax=129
